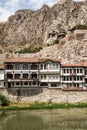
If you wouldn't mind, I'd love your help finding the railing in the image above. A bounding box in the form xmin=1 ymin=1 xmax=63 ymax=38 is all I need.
xmin=5 ymin=78 xmax=39 ymax=82
xmin=40 ymin=78 xmax=60 ymax=82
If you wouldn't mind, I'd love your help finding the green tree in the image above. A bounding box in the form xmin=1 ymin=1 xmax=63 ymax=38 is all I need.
xmin=0 ymin=93 xmax=10 ymax=106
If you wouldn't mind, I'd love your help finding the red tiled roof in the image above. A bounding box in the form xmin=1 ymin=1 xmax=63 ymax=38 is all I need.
xmin=62 ymin=63 xmax=83 ymax=67
xmin=5 ymin=57 xmax=60 ymax=63
xmin=62 ymin=62 xmax=87 ymax=67
xmin=62 ymin=87 xmax=84 ymax=91
xmin=5 ymin=57 xmax=39 ymax=63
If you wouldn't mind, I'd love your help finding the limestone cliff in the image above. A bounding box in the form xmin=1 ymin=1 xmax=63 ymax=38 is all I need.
xmin=0 ymin=0 xmax=87 ymax=63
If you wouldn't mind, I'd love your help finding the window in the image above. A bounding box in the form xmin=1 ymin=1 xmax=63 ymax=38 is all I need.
xmin=77 ymin=76 xmax=79 ymax=81
xmin=70 ymin=77 xmax=72 ymax=81
xmin=15 ymin=74 xmax=20 ymax=79
xmin=67 ymin=76 xmax=69 ymax=81
xmin=41 ymin=75 xmax=43 ymax=79
xmin=44 ymin=64 xmax=47 ymax=69
xmin=53 ymin=64 xmax=55 ymax=69
xmin=85 ymin=71 xmax=87 ymax=75
xmin=56 ymin=64 xmax=59 ymax=69
xmin=70 ymin=69 xmax=72 ymax=73
xmin=12 ymin=82 xmax=14 ymax=87
xmin=40 ymin=64 xmax=43 ymax=69
xmin=77 ymin=69 xmax=79 ymax=73
xmin=16 ymin=82 xmax=20 ymax=86
xmin=7 ymin=74 xmax=13 ymax=79
xmin=33 ymin=82 xmax=36 ymax=85
xmin=31 ymin=64 xmax=38 ymax=70
xmin=80 ymin=76 xmax=82 ymax=81
xmin=6 ymin=64 xmax=13 ymax=70
xmin=23 ymin=64 xmax=28 ymax=70
xmin=77 ymin=83 xmax=79 ymax=87
xmin=49 ymin=63 xmax=53 ymax=69
xmin=74 ymin=69 xmax=76 ymax=73
xmin=15 ymin=64 xmax=21 ymax=70
xmin=74 ymin=76 xmax=76 ymax=81
xmin=23 ymin=74 xmax=28 ymax=79
xmin=80 ymin=69 xmax=82 ymax=73
xmin=44 ymin=74 xmax=46 ymax=79
xmin=63 ymin=69 xmax=66 ymax=73
xmin=24 ymin=82 xmax=28 ymax=86
xmin=67 ymin=69 xmax=69 ymax=73
xmin=48 ymin=74 xmax=58 ymax=79
xmin=63 ymin=77 xmax=66 ymax=81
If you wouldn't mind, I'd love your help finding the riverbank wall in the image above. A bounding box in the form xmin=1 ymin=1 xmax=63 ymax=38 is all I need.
xmin=0 ymin=88 xmax=87 ymax=103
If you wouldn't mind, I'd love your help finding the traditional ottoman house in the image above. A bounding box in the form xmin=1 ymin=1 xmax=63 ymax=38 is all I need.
xmin=61 ymin=63 xmax=86 ymax=90
xmin=4 ymin=57 xmax=40 ymax=88
xmin=4 ymin=57 xmax=61 ymax=88
xmin=0 ymin=64 xmax=4 ymax=88
xmin=4 ymin=57 xmax=87 ymax=90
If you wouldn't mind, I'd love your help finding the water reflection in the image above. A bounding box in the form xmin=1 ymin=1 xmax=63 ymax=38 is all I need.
xmin=0 ymin=109 xmax=87 ymax=130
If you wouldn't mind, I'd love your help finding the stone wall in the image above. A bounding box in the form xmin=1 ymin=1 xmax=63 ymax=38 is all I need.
xmin=74 ymin=29 xmax=87 ymax=40
xmin=1 ymin=88 xmax=87 ymax=103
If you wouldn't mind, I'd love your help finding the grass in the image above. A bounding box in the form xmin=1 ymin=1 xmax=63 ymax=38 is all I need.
xmin=1 ymin=102 xmax=87 ymax=111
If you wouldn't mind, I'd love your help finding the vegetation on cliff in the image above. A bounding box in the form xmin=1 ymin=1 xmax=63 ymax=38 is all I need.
xmin=70 ymin=24 xmax=87 ymax=31
xmin=17 ymin=46 xmax=43 ymax=54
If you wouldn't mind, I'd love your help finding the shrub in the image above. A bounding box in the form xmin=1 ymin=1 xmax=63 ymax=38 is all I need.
xmin=70 ymin=24 xmax=87 ymax=31
xmin=17 ymin=46 xmax=43 ymax=54
xmin=53 ymin=39 xmax=59 ymax=45
xmin=0 ymin=93 xmax=10 ymax=107
xmin=0 ymin=49 xmax=2 ymax=54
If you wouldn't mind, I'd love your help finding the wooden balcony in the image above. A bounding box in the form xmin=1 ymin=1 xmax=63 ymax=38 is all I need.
xmin=5 ymin=78 xmax=39 ymax=82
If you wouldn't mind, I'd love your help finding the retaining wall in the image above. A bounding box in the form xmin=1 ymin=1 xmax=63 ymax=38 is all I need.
xmin=0 ymin=88 xmax=87 ymax=103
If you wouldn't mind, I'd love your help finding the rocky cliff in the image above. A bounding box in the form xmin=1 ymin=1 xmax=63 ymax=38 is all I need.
xmin=0 ymin=0 xmax=87 ymax=63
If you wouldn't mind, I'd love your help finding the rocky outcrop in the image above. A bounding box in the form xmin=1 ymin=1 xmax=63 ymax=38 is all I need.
xmin=0 ymin=0 xmax=87 ymax=51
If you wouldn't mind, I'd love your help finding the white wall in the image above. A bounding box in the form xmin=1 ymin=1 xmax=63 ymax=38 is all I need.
xmin=0 ymin=70 xmax=4 ymax=80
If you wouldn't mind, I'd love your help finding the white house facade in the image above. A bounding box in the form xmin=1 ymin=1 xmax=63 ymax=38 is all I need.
xmin=3 ymin=57 xmax=87 ymax=90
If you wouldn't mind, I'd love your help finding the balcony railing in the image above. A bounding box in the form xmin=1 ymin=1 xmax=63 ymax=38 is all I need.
xmin=6 ymin=78 xmax=39 ymax=82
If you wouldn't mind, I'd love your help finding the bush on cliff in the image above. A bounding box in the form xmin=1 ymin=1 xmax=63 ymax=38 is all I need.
xmin=16 ymin=45 xmax=43 ymax=54
xmin=70 ymin=24 xmax=87 ymax=31
xmin=0 ymin=93 xmax=10 ymax=107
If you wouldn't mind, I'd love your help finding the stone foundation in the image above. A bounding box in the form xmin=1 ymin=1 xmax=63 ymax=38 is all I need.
xmin=0 ymin=88 xmax=87 ymax=103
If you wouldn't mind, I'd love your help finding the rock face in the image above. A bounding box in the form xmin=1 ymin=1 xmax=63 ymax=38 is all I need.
xmin=0 ymin=0 xmax=87 ymax=63
xmin=0 ymin=0 xmax=87 ymax=49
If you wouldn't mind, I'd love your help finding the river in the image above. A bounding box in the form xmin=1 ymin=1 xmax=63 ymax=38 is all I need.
xmin=0 ymin=108 xmax=87 ymax=130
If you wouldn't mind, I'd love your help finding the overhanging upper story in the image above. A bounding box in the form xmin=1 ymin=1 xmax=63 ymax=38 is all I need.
xmin=61 ymin=63 xmax=85 ymax=76
xmin=4 ymin=57 xmax=61 ymax=83
xmin=4 ymin=57 xmax=61 ymax=71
